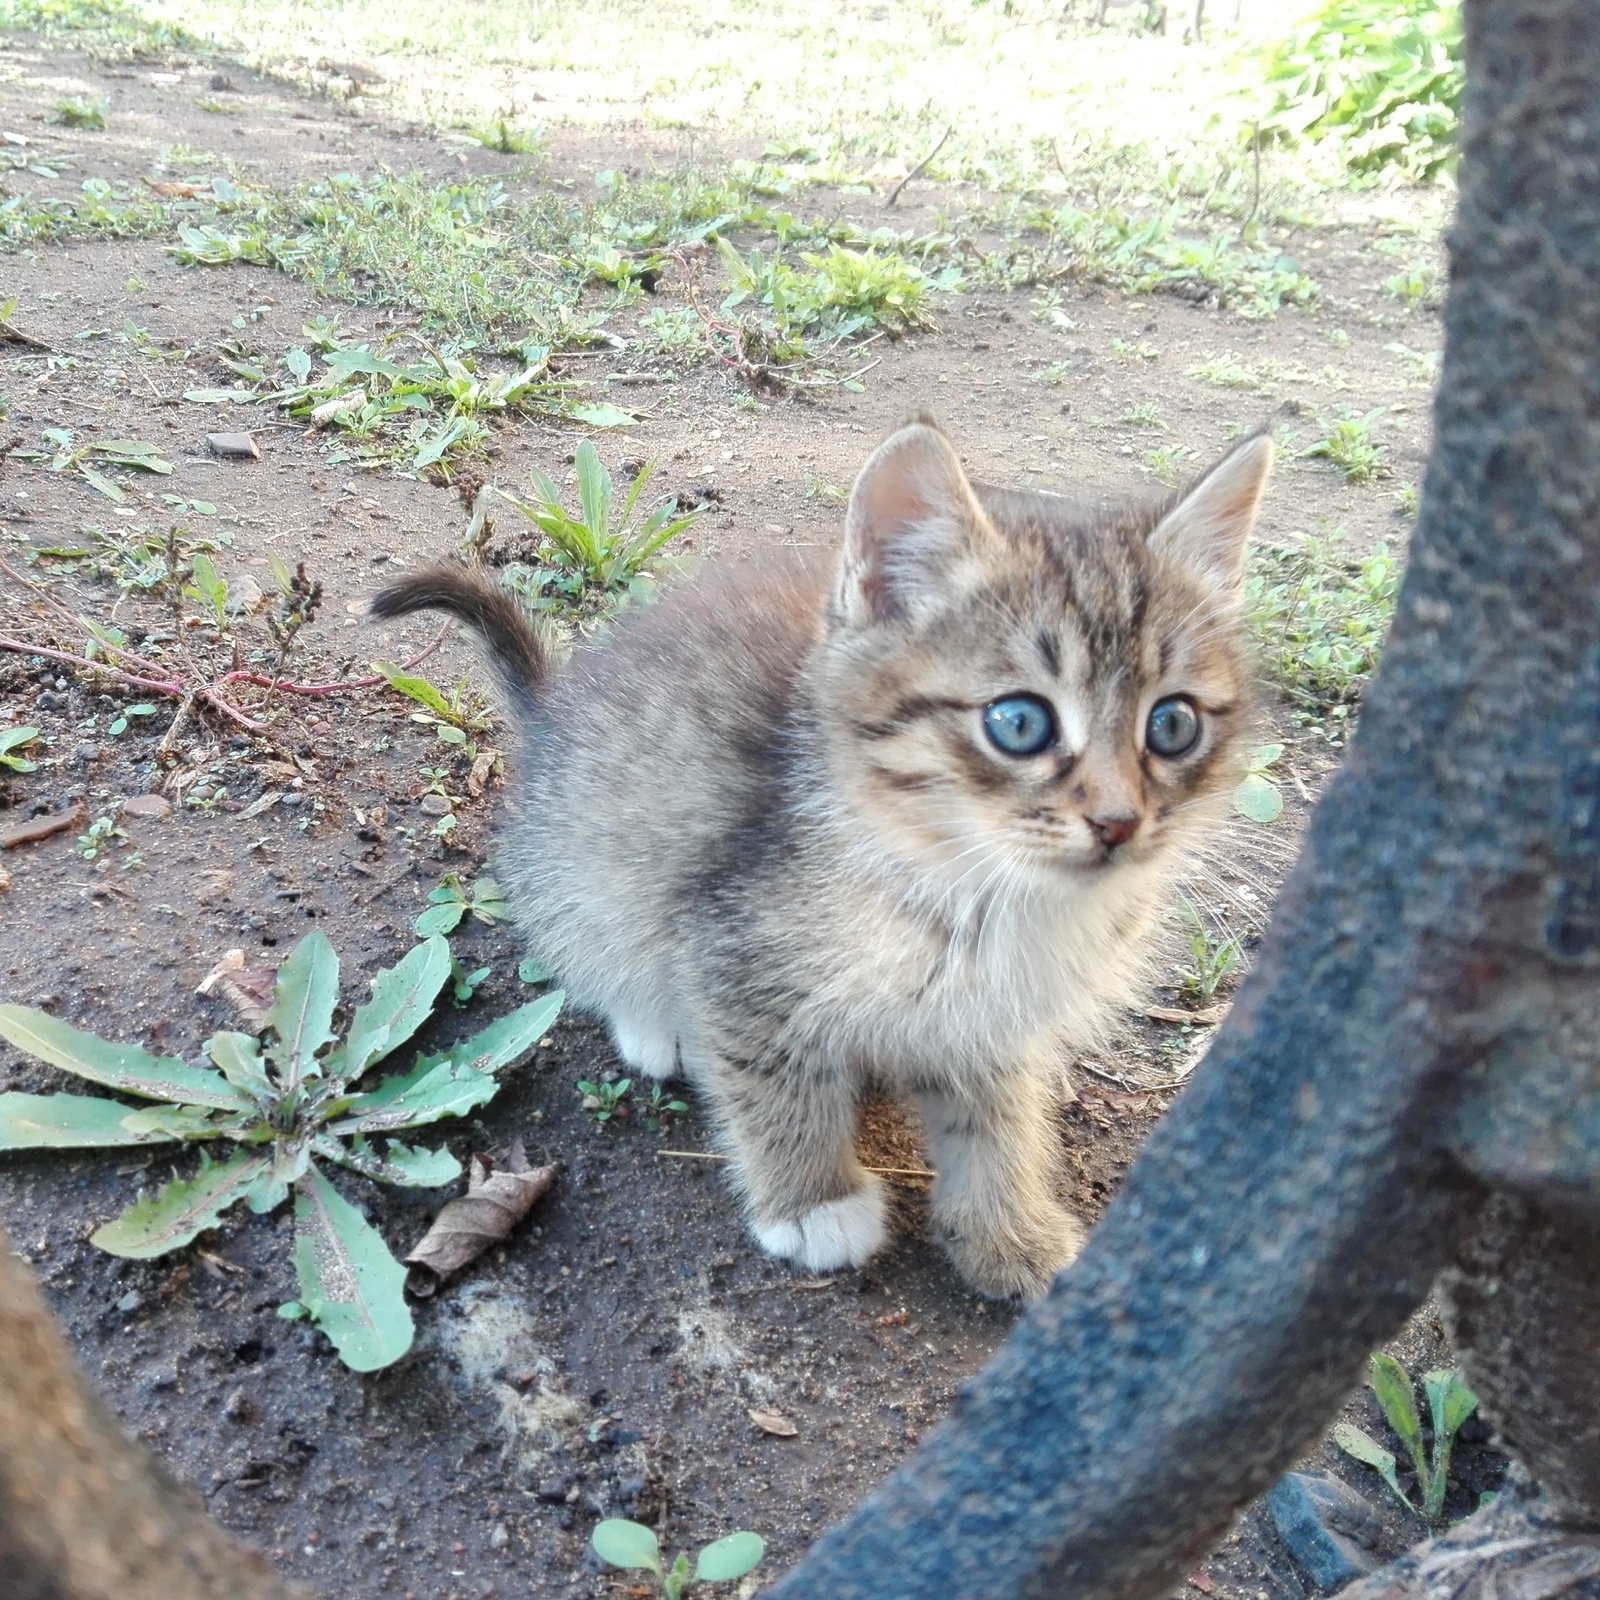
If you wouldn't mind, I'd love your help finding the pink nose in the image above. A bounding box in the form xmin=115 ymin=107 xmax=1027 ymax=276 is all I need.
xmin=1088 ymin=814 xmax=1140 ymax=849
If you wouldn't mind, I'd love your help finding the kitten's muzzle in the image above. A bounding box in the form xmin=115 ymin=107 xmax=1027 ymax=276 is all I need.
xmin=1087 ymin=813 xmax=1141 ymax=850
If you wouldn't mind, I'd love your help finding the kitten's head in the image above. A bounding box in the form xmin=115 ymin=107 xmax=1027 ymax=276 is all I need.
xmin=812 ymin=414 xmax=1271 ymax=896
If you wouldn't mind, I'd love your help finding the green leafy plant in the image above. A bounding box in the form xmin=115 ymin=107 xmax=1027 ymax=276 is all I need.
xmin=1335 ymin=1354 xmax=1478 ymax=1521
xmin=1301 ymin=407 xmax=1389 ymax=484
xmin=510 ymin=441 xmax=700 ymax=607
xmin=592 ymin=1520 xmax=765 ymax=1597
xmin=76 ymin=814 xmax=127 ymax=860
xmin=578 ymin=1077 xmax=631 ymax=1124
xmin=0 ymin=933 xmax=563 ymax=1371
xmin=467 ymin=118 xmax=542 ymax=155
xmin=0 ymin=726 xmax=40 ymax=772
xmin=643 ymin=1084 xmax=689 ymax=1132
xmin=1262 ymin=0 xmax=1462 ymax=181
xmin=183 ymin=551 xmax=229 ymax=625
xmin=1175 ymin=902 xmax=1243 ymax=1001
xmin=448 ymin=955 xmax=490 ymax=1007
xmin=1248 ymin=533 xmax=1400 ymax=717
xmin=374 ymin=661 xmax=493 ymax=739
xmin=107 ymin=704 xmax=158 ymax=737
xmin=31 ymin=429 xmax=174 ymax=502
xmin=52 ymin=95 xmax=107 ymax=129
xmin=414 ymin=872 xmax=512 ymax=937
xmin=1233 ymin=744 xmax=1284 ymax=824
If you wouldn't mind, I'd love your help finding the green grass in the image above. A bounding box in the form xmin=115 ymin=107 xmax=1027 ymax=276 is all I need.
xmin=1247 ymin=530 xmax=1400 ymax=721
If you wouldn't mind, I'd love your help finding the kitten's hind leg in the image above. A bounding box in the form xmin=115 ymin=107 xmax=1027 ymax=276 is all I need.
xmin=914 ymin=1062 xmax=1085 ymax=1300
xmin=609 ymin=1011 xmax=679 ymax=1080
xmin=708 ymin=1057 xmax=887 ymax=1274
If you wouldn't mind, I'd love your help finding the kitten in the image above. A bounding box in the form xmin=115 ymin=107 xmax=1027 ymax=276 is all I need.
xmin=373 ymin=415 xmax=1271 ymax=1298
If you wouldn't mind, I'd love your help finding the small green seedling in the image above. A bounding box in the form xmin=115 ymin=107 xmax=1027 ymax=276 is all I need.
xmin=108 ymin=705 xmax=158 ymax=737
xmin=0 ymin=932 xmax=563 ymax=1372
xmin=76 ymin=815 xmax=128 ymax=860
xmin=517 ymin=957 xmax=555 ymax=985
xmin=415 ymin=873 xmax=512 ymax=937
xmin=1233 ymin=744 xmax=1285 ymax=824
xmin=449 ymin=956 xmax=490 ymax=1006
xmin=1175 ymin=902 xmax=1243 ymax=1001
xmin=592 ymin=1519 xmax=765 ymax=1598
xmin=514 ymin=440 xmax=700 ymax=605
xmin=644 ymin=1084 xmax=689 ymax=1132
xmin=1301 ymin=407 xmax=1389 ymax=484
xmin=578 ymin=1077 xmax=631 ymax=1124
xmin=1335 ymin=1354 xmax=1478 ymax=1522
xmin=0 ymin=726 xmax=40 ymax=772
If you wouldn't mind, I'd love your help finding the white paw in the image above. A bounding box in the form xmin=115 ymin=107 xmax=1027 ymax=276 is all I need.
xmin=751 ymin=1181 xmax=888 ymax=1272
xmin=610 ymin=1015 xmax=678 ymax=1080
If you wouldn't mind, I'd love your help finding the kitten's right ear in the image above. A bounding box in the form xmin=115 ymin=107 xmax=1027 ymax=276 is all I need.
xmin=1147 ymin=432 xmax=1274 ymax=593
xmin=834 ymin=423 xmax=994 ymax=629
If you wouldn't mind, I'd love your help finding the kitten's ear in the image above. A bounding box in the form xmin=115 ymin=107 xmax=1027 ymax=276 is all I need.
xmin=1147 ymin=433 xmax=1274 ymax=591
xmin=834 ymin=422 xmax=994 ymax=628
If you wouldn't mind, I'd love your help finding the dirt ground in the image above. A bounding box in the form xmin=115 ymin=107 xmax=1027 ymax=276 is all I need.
xmin=0 ymin=33 xmax=1499 ymax=1600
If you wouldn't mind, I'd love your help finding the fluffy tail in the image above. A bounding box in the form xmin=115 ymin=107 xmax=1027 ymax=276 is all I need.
xmin=370 ymin=565 xmax=549 ymax=705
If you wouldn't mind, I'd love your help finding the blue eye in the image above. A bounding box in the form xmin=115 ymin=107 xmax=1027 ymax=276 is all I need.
xmin=983 ymin=695 xmax=1056 ymax=757
xmin=1146 ymin=696 xmax=1200 ymax=757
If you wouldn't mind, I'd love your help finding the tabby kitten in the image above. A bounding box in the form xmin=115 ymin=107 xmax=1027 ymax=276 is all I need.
xmin=374 ymin=416 xmax=1271 ymax=1298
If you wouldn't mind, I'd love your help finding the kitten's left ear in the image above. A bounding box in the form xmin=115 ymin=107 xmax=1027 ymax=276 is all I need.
xmin=1147 ymin=433 xmax=1274 ymax=590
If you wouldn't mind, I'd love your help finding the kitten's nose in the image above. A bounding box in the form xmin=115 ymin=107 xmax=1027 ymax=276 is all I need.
xmin=1088 ymin=813 xmax=1140 ymax=849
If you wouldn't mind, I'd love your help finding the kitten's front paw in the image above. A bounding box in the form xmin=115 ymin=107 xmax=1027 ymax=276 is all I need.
xmin=751 ymin=1180 xmax=888 ymax=1273
xmin=944 ymin=1205 xmax=1086 ymax=1301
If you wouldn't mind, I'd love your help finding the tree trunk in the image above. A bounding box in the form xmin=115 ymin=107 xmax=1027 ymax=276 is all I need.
xmin=766 ymin=1 xmax=1600 ymax=1594
xmin=0 ymin=1225 xmax=312 ymax=1600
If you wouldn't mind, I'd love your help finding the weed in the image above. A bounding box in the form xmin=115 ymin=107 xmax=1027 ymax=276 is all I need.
xmin=1144 ymin=444 xmax=1193 ymax=482
xmin=1247 ymin=532 xmax=1399 ymax=717
xmin=25 ymin=428 xmax=174 ymax=503
xmin=467 ymin=119 xmax=542 ymax=155
xmin=636 ymin=306 xmax=708 ymax=361
xmin=1186 ymin=355 xmax=1264 ymax=389
xmin=506 ymin=441 xmax=700 ymax=610
xmin=1233 ymin=744 xmax=1284 ymax=824
xmin=0 ymin=933 xmax=561 ymax=1370
xmin=1121 ymin=402 xmax=1163 ymax=429
xmin=1174 ymin=901 xmax=1242 ymax=1001
xmin=578 ymin=1077 xmax=631 ymax=1125
xmin=1301 ymin=406 xmax=1388 ymax=483
xmin=1262 ymin=0 xmax=1462 ymax=181
xmin=448 ymin=956 xmax=490 ymax=1006
xmin=0 ymin=726 xmax=40 ymax=772
xmin=1394 ymin=482 xmax=1420 ymax=518
xmin=75 ymin=814 xmax=127 ymax=859
xmin=643 ymin=1084 xmax=689 ymax=1133
xmin=517 ymin=957 xmax=554 ymax=985
xmin=51 ymin=96 xmax=106 ymax=129
xmin=1037 ymin=361 xmax=1074 ymax=386
xmin=1383 ymin=266 xmax=1438 ymax=310
xmin=1111 ymin=337 xmax=1158 ymax=361
xmin=375 ymin=662 xmax=493 ymax=739
xmin=592 ymin=1520 xmax=765 ymax=1596
xmin=802 ymin=471 xmax=846 ymax=502
xmin=414 ymin=872 xmax=511 ymax=937
xmin=262 ymin=556 xmax=322 ymax=684
xmin=1335 ymin=1354 xmax=1477 ymax=1521
xmin=106 ymin=704 xmax=157 ymax=737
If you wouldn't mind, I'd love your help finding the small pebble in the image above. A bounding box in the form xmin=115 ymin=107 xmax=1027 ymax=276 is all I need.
xmin=489 ymin=1525 xmax=510 ymax=1551
xmin=116 ymin=1290 xmax=141 ymax=1314
xmin=122 ymin=794 xmax=172 ymax=820
xmin=73 ymin=742 xmax=101 ymax=765
xmin=279 ymin=791 xmax=305 ymax=807
xmin=419 ymin=794 xmax=452 ymax=817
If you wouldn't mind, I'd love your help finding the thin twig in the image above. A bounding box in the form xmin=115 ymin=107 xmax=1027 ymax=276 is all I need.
xmin=655 ymin=1150 xmax=937 ymax=1179
xmin=219 ymin=621 xmax=450 ymax=696
xmin=885 ymin=124 xmax=954 ymax=209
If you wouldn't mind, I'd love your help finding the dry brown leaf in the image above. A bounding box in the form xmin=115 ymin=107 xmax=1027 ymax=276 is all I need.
xmin=748 ymin=1408 xmax=798 ymax=1438
xmin=467 ymin=748 xmax=500 ymax=798
xmin=141 ymin=177 xmax=201 ymax=198
xmin=404 ymin=1140 xmax=557 ymax=1297
xmin=195 ymin=948 xmax=277 ymax=1031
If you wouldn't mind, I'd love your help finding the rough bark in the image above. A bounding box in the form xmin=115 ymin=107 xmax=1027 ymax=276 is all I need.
xmin=766 ymin=1 xmax=1600 ymax=1594
xmin=0 ymin=1225 xmax=312 ymax=1600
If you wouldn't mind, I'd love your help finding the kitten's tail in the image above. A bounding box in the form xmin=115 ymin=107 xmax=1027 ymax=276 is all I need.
xmin=370 ymin=565 xmax=549 ymax=707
